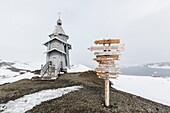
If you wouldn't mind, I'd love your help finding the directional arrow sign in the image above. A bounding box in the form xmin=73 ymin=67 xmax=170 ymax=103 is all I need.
xmin=98 ymin=75 xmax=118 ymax=79
xmin=96 ymin=72 xmax=118 ymax=75
xmin=96 ymin=55 xmax=119 ymax=58
xmin=99 ymin=64 xmax=116 ymax=67
xmin=88 ymin=44 xmax=125 ymax=51
xmin=94 ymin=51 xmax=120 ymax=56
xmin=96 ymin=67 xmax=119 ymax=72
xmin=94 ymin=39 xmax=120 ymax=44
xmin=99 ymin=61 xmax=115 ymax=64
xmin=93 ymin=57 xmax=119 ymax=61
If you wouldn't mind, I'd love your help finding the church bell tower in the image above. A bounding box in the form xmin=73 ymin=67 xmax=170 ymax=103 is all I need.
xmin=41 ymin=17 xmax=72 ymax=78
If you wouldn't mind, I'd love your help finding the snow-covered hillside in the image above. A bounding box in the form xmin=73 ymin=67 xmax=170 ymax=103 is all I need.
xmin=67 ymin=64 xmax=93 ymax=73
xmin=0 ymin=60 xmax=40 ymax=85
xmin=144 ymin=62 xmax=170 ymax=69
xmin=1 ymin=60 xmax=170 ymax=107
xmin=110 ymin=75 xmax=170 ymax=106
xmin=0 ymin=60 xmax=92 ymax=85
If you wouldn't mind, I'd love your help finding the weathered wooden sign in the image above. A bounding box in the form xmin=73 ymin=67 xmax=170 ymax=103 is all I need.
xmin=99 ymin=61 xmax=115 ymax=64
xmin=88 ymin=38 xmax=125 ymax=107
xmin=93 ymin=58 xmax=120 ymax=61
xmin=98 ymin=75 xmax=118 ymax=79
xmin=94 ymin=39 xmax=120 ymax=44
xmin=94 ymin=51 xmax=120 ymax=55
xmin=96 ymin=55 xmax=119 ymax=58
xmin=88 ymin=44 xmax=125 ymax=51
xmin=98 ymin=64 xmax=116 ymax=68
xmin=95 ymin=67 xmax=120 ymax=72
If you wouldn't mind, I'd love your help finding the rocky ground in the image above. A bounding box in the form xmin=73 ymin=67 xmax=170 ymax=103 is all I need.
xmin=0 ymin=71 xmax=170 ymax=113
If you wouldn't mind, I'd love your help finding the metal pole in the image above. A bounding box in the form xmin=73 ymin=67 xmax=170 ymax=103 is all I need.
xmin=105 ymin=78 xmax=109 ymax=107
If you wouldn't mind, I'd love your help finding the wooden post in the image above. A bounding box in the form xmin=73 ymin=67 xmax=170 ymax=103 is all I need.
xmin=105 ymin=79 xmax=109 ymax=107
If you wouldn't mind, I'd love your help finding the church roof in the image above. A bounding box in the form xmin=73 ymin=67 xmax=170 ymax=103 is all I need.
xmin=44 ymin=48 xmax=66 ymax=54
xmin=43 ymin=37 xmax=69 ymax=46
xmin=53 ymin=19 xmax=66 ymax=35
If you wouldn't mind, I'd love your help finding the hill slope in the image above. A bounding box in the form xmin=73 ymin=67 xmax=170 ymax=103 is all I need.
xmin=0 ymin=71 xmax=169 ymax=113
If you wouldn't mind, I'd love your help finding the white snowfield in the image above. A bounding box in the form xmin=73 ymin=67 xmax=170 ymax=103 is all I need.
xmin=0 ymin=63 xmax=92 ymax=85
xmin=67 ymin=64 xmax=93 ymax=73
xmin=110 ymin=75 xmax=170 ymax=106
xmin=0 ymin=66 xmax=19 ymax=79
xmin=12 ymin=61 xmax=40 ymax=71
xmin=0 ymin=60 xmax=40 ymax=85
xmin=0 ymin=72 xmax=39 ymax=85
xmin=0 ymin=86 xmax=83 ymax=113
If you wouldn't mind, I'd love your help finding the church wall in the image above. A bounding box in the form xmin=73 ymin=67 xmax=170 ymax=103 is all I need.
xmin=50 ymin=40 xmax=65 ymax=52
xmin=48 ymin=51 xmax=66 ymax=68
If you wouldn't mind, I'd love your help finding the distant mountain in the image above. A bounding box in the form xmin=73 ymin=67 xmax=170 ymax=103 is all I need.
xmin=0 ymin=62 xmax=15 ymax=68
xmin=0 ymin=61 xmax=30 ymax=73
xmin=120 ymin=62 xmax=170 ymax=76
xmin=144 ymin=62 xmax=170 ymax=69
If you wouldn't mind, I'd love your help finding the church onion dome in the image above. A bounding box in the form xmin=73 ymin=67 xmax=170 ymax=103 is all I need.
xmin=57 ymin=19 xmax=62 ymax=25
xmin=52 ymin=19 xmax=66 ymax=35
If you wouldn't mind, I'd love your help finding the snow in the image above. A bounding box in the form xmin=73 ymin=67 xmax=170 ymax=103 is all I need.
xmin=0 ymin=66 xmax=19 ymax=79
xmin=0 ymin=60 xmax=41 ymax=85
xmin=148 ymin=65 xmax=170 ymax=69
xmin=0 ymin=59 xmax=40 ymax=71
xmin=67 ymin=64 xmax=93 ymax=73
xmin=12 ymin=61 xmax=40 ymax=71
xmin=0 ymin=72 xmax=39 ymax=85
xmin=110 ymin=75 xmax=170 ymax=106
xmin=0 ymin=86 xmax=83 ymax=113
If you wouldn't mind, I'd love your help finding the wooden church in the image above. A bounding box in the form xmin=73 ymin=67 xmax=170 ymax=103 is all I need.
xmin=41 ymin=18 xmax=71 ymax=78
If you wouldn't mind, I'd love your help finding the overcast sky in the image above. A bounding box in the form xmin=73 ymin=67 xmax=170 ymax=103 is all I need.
xmin=0 ymin=0 xmax=170 ymax=68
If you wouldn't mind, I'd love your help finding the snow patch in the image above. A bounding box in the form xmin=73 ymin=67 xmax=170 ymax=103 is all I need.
xmin=110 ymin=75 xmax=170 ymax=106
xmin=0 ymin=72 xmax=39 ymax=85
xmin=13 ymin=61 xmax=40 ymax=71
xmin=0 ymin=86 xmax=83 ymax=113
xmin=67 ymin=64 xmax=93 ymax=73
xmin=0 ymin=66 xmax=19 ymax=79
xmin=0 ymin=60 xmax=41 ymax=85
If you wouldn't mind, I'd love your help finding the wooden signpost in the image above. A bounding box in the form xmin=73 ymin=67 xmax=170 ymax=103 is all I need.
xmin=88 ymin=39 xmax=125 ymax=107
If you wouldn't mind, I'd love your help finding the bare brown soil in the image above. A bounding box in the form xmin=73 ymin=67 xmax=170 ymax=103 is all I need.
xmin=0 ymin=71 xmax=170 ymax=113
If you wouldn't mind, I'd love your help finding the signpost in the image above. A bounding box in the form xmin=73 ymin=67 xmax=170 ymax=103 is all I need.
xmin=88 ymin=39 xmax=125 ymax=107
